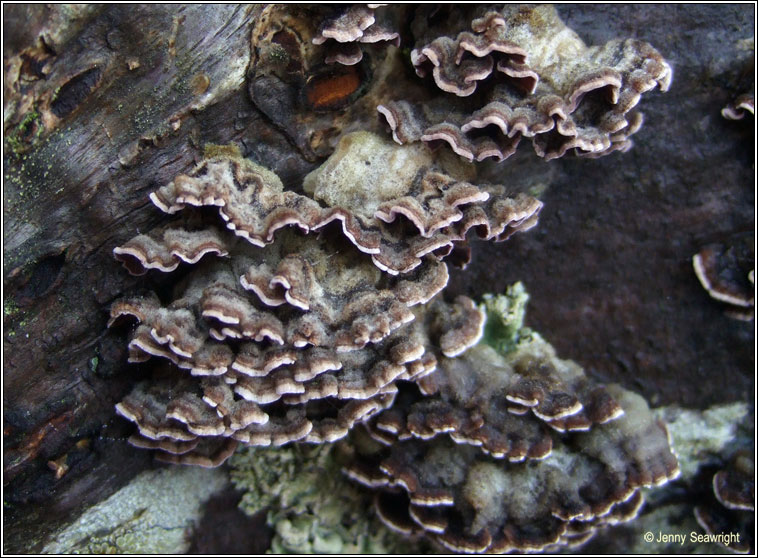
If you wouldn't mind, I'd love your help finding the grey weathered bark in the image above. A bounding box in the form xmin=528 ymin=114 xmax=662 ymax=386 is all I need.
xmin=3 ymin=5 xmax=294 ymax=551
xmin=3 ymin=3 xmax=754 ymax=553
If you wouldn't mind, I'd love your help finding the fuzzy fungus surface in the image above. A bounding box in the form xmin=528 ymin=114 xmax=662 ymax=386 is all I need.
xmin=345 ymin=285 xmax=680 ymax=553
xmin=378 ymin=4 xmax=671 ymax=162
xmin=105 ymin=4 xmax=686 ymax=554
xmin=4 ymin=4 xmax=754 ymax=556
xmin=109 ymin=136 xmax=525 ymax=467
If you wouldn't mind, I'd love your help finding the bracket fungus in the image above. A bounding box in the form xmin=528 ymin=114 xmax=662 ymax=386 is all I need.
xmin=129 ymin=133 xmax=542 ymax=276
xmin=110 ymin=135 xmax=530 ymax=467
xmin=108 ymin=4 xmax=683 ymax=553
xmin=692 ymin=235 xmax=755 ymax=321
xmin=313 ymin=4 xmax=400 ymax=67
xmin=722 ymin=93 xmax=755 ymax=121
xmin=694 ymin=452 xmax=755 ymax=554
xmin=378 ymin=5 xmax=671 ymax=162
xmin=344 ymin=286 xmax=680 ymax=553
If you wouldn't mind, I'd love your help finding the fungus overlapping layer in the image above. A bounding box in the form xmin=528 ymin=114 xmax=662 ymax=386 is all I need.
xmin=114 ymin=287 xmax=483 ymax=464
xmin=694 ymin=452 xmax=755 ymax=554
xmin=108 ymin=5 xmax=683 ymax=550
xmin=378 ymin=5 xmax=671 ymax=161
xmin=112 ymin=239 xmax=482 ymax=462
xmin=345 ymin=286 xmax=680 ymax=553
xmin=313 ymin=4 xmax=400 ymax=67
xmin=122 ymin=133 xmax=541 ymax=276
xmin=111 ymin=136 xmax=529 ymax=466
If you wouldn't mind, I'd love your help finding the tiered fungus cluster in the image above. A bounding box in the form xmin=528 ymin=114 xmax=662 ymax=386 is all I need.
xmin=377 ymin=4 xmax=672 ymax=161
xmin=693 ymin=52 xmax=754 ymax=322
xmin=110 ymin=4 xmax=681 ymax=553
xmin=111 ymin=134 xmax=533 ymax=467
xmin=694 ymin=452 xmax=755 ymax=554
xmin=313 ymin=4 xmax=399 ymax=67
xmin=345 ymin=286 xmax=680 ymax=552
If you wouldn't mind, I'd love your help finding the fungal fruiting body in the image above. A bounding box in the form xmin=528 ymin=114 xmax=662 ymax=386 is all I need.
xmin=110 ymin=4 xmax=681 ymax=553
xmin=345 ymin=285 xmax=680 ymax=553
xmin=378 ymin=4 xmax=671 ymax=162
xmin=110 ymin=136 xmax=537 ymax=466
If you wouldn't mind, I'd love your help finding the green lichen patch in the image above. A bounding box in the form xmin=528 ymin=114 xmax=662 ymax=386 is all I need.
xmin=5 ymin=109 xmax=44 ymax=157
xmin=480 ymin=281 xmax=537 ymax=356
xmin=229 ymin=444 xmax=428 ymax=554
xmin=4 ymin=297 xmax=21 ymax=317
xmin=3 ymin=297 xmax=35 ymax=339
xmin=655 ymin=402 xmax=751 ymax=482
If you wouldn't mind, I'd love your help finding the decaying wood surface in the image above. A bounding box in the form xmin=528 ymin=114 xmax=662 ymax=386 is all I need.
xmin=2 ymin=5 xmax=316 ymax=551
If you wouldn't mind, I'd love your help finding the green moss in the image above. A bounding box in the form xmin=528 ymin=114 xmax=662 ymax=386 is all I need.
xmin=6 ymin=134 xmax=24 ymax=156
xmin=4 ymin=297 xmax=31 ymax=338
xmin=4 ymin=297 xmax=20 ymax=317
xmin=5 ymin=110 xmax=43 ymax=157
xmin=19 ymin=110 xmax=40 ymax=134
xmin=229 ymin=444 xmax=426 ymax=554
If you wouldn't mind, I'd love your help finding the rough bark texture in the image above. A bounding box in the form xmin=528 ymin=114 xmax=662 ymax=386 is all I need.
xmin=2 ymin=4 xmax=754 ymax=553
xmin=3 ymin=5 xmax=294 ymax=552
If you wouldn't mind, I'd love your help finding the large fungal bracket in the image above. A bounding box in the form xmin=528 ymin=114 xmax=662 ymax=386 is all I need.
xmin=344 ymin=287 xmax=680 ymax=553
xmin=111 ymin=293 xmax=486 ymax=466
xmin=380 ymin=5 xmax=672 ymax=162
xmin=118 ymin=135 xmax=541 ymax=276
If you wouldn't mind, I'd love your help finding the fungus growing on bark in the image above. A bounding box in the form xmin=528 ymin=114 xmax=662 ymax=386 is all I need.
xmin=313 ymin=4 xmax=400 ymax=67
xmin=107 ymin=5 xmax=683 ymax=551
xmin=345 ymin=286 xmax=680 ymax=553
xmin=110 ymin=142 xmax=512 ymax=466
xmin=113 ymin=293 xmax=482 ymax=465
xmin=301 ymin=131 xmax=542 ymax=273
xmin=379 ymin=5 xmax=671 ymax=161
xmin=692 ymin=236 xmax=754 ymax=321
xmin=712 ymin=454 xmax=755 ymax=512
xmin=132 ymin=134 xmax=541 ymax=276
xmin=694 ymin=452 xmax=755 ymax=554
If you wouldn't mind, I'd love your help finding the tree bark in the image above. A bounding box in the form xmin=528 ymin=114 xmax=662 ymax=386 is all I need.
xmin=2 ymin=5 xmax=305 ymax=551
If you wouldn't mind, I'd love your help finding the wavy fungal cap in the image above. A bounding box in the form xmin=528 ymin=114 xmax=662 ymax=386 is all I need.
xmin=380 ymin=4 xmax=672 ymax=163
xmin=107 ymin=4 xmax=680 ymax=551
xmin=346 ymin=285 xmax=680 ymax=553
